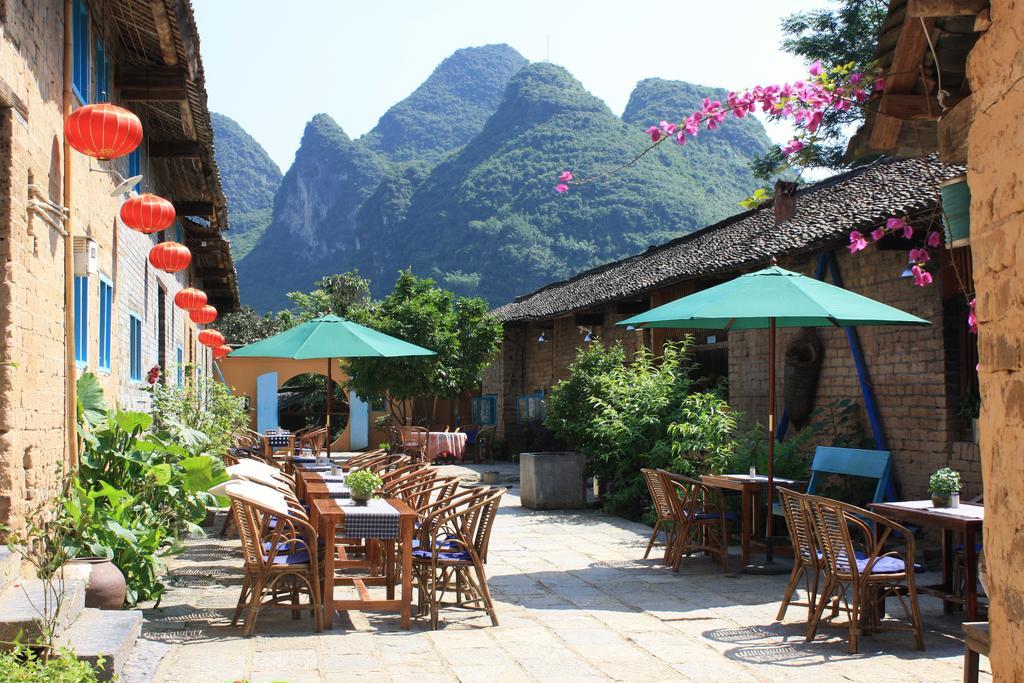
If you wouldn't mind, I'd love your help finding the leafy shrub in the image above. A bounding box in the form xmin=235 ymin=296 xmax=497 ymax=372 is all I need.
xmin=929 ymin=467 xmax=961 ymax=495
xmin=545 ymin=340 xmax=737 ymax=520
xmin=71 ymin=374 xmax=228 ymax=605
xmin=148 ymin=369 xmax=248 ymax=458
xmin=346 ymin=470 xmax=383 ymax=499
xmin=0 ymin=645 xmax=101 ymax=682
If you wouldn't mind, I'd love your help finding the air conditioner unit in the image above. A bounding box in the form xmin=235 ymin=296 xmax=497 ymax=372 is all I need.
xmin=73 ymin=236 xmax=98 ymax=275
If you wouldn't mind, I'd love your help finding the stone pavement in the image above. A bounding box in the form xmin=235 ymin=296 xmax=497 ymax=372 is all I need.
xmin=129 ymin=466 xmax=989 ymax=682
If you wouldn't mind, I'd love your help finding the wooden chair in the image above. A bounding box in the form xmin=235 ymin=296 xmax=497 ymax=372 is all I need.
xmin=297 ymin=426 xmax=328 ymax=454
xmin=399 ymin=426 xmax=429 ymax=462
xmin=227 ymin=484 xmax=322 ymax=636
xmin=263 ymin=430 xmax=295 ymax=459
xmin=640 ymin=468 xmax=676 ymax=561
xmin=805 ymin=495 xmax=924 ymax=653
xmin=776 ymin=487 xmax=820 ymax=622
xmin=413 ymin=486 xmax=506 ymax=629
xmin=775 ymin=447 xmax=892 ymax=521
xmin=342 ymin=448 xmax=388 ymax=471
xmin=475 ymin=427 xmax=496 ymax=464
xmin=658 ymin=470 xmax=731 ymax=573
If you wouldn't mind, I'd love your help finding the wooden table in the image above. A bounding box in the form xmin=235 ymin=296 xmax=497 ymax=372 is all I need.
xmin=309 ymin=496 xmax=416 ymax=629
xmin=869 ymin=500 xmax=985 ymax=620
xmin=962 ymin=621 xmax=989 ymax=683
xmin=701 ymin=474 xmax=803 ymax=566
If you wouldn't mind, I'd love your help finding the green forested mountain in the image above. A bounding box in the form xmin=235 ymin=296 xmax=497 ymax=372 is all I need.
xmin=360 ymin=44 xmax=528 ymax=163
xmin=223 ymin=46 xmax=772 ymax=311
xmin=210 ymin=113 xmax=282 ymax=260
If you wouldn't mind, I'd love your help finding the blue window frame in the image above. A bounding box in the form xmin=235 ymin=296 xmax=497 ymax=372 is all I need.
xmin=126 ymin=149 xmax=141 ymax=181
xmin=71 ymin=0 xmax=89 ymax=103
xmin=93 ymin=40 xmax=110 ymax=102
xmin=516 ymin=392 xmax=545 ymax=424
xmin=471 ymin=395 xmax=497 ymax=426
xmin=176 ymin=347 xmax=184 ymax=386
xmin=129 ymin=313 xmax=143 ymax=382
xmin=73 ymin=276 xmax=88 ymax=367
xmin=98 ymin=278 xmax=113 ymax=371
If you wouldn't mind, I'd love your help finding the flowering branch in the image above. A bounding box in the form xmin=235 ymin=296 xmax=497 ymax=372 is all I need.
xmin=554 ymin=61 xmax=884 ymax=195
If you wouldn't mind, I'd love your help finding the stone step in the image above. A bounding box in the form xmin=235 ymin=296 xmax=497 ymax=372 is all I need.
xmin=0 ymin=548 xmax=19 ymax=593
xmin=0 ymin=578 xmax=86 ymax=644
xmin=55 ymin=608 xmax=143 ymax=681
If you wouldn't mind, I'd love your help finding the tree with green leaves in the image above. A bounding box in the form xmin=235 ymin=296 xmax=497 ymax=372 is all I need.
xmin=344 ymin=270 xmax=502 ymax=424
xmin=752 ymin=0 xmax=888 ymax=180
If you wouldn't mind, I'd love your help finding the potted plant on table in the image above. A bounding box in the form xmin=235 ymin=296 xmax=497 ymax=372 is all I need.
xmin=929 ymin=467 xmax=962 ymax=508
xmin=346 ymin=470 xmax=383 ymax=506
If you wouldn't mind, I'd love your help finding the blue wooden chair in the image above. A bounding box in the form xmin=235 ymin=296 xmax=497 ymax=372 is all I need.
xmin=774 ymin=446 xmax=892 ymax=518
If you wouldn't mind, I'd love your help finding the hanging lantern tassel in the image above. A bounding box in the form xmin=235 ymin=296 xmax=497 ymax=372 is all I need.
xmin=120 ymin=194 xmax=176 ymax=234
xmin=189 ymin=304 xmax=217 ymax=325
xmin=174 ymin=287 xmax=207 ymax=311
xmin=213 ymin=345 xmax=232 ymax=360
xmin=198 ymin=329 xmax=225 ymax=348
xmin=64 ymin=103 xmax=143 ymax=160
xmin=149 ymin=242 xmax=191 ymax=273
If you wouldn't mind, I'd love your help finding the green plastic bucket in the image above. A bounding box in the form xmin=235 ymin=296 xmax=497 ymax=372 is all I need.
xmin=940 ymin=175 xmax=971 ymax=248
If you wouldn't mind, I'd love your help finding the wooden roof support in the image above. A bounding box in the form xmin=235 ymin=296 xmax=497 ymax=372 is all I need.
xmin=882 ymin=93 xmax=962 ymax=120
xmin=173 ymin=200 xmax=214 ymax=216
xmin=907 ymin=0 xmax=988 ymax=17
xmin=148 ymin=140 xmax=203 ymax=158
xmin=116 ymin=65 xmax=188 ymax=101
xmin=149 ymin=0 xmax=179 ymax=66
xmin=868 ymin=16 xmax=936 ymax=151
xmin=938 ymin=94 xmax=974 ymax=163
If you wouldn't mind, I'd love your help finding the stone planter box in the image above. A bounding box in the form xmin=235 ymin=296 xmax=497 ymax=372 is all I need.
xmin=519 ymin=452 xmax=586 ymax=510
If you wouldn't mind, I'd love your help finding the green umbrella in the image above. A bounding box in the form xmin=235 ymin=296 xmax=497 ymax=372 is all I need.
xmin=619 ymin=263 xmax=929 ymax=567
xmin=229 ymin=315 xmax=435 ymax=441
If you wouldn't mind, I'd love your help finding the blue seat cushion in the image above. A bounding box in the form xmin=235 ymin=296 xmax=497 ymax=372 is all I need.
xmin=412 ymin=548 xmax=471 ymax=562
xmin=855 ymin=555 xmax=905 ymax=574
xmin=686 ymin=510 xmax=739 ymax=522
xmin=264 ymin=549 xmax=311 ymax=565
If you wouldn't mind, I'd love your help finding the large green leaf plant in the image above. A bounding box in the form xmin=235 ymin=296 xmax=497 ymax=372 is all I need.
xmin=70 ymin=374 xmax=228 ymax=605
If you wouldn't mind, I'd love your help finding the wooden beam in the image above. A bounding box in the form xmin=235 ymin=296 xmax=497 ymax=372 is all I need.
xmin=149 ymin=0 xmax=179 ymax=66
xmin=869 ymin=17 xmax=936 ymax=151
xmin=0 ymin=73 xmax=29 ymax=122
xmin=882 ymin=93 xmax=962 ymax=120
xmin=938 ymin=94 xmax=974 ymax=163
xmin=116 ymin=66 xmax=188 ymax=101
xmin=907 ymin=0 xmax=988 ymax=17
xmin=148 ymin=140 xmax=203 ymax=158
xmin=173 ymin=201 xmax=214 ymax=216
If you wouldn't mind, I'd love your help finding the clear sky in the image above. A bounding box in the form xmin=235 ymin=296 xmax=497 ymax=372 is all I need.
xmin=194 ymin=1 xmax=833 ymax=172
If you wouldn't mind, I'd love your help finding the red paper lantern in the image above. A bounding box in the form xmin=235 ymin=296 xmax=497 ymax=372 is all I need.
xmin=198 ymin=329 xmax=225 ymax=348
xmin=189 ymin=304 xmax=218 ymax=325
xmin=174 ymin=287 xmax=207 ymax=311
xmin=120 ymin=194 xmax=176 ymax=234
xmin=148 ymin=242 xmax=191 ymax=273
xmin=64 ymin=103 xmax=143 ymax=160
xmin=213 ymin=345 xmax=232 ymax=359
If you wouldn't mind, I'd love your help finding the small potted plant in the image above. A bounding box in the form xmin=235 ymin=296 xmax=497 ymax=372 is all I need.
xmin=929 ymin=467 xmax=962 ymax=508
xmin=346 ymin=470 xmax=383 ymax=506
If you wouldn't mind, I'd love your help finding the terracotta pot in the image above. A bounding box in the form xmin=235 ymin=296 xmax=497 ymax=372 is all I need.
xmin=68 ymin=557 xmax=126 ymax=609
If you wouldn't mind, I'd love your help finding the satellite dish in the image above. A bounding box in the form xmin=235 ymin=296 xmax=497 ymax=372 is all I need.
xmin=111 ymin=174 xmax=143 ymax=197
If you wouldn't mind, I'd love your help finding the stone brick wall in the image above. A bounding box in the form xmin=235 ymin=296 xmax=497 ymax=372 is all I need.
xmin=728 ymin=247 xmax=971 ymax=501
xmin=0 ymin=1 xmax=215 ymax=529
xmin=965 ymin=2 xmax=1024 ymax=676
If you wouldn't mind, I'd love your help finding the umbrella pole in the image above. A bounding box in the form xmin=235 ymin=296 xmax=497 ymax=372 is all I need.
xmin=766 ymin=317 xmax=776 ymax=563
xmin=326 ymin=358 xmax=332 ymax=454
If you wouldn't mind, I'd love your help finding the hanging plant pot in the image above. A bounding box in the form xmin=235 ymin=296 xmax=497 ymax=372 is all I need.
xmin=940 ymin=175 xmax=971 ymax=248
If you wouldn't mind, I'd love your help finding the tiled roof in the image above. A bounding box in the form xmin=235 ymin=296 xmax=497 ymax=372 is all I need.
xmin=494 ymin=156 xmax=963 ymax=322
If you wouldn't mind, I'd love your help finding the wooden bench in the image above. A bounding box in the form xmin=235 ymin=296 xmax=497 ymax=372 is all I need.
xmin=774 ymin=446 xmax=892 ymax=517
xmin=963 ymin=621 xmax=989 ymax=683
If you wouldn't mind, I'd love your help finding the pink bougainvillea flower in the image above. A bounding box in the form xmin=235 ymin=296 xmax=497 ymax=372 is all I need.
xmin=927 ymin=231 xmax=942 ymax=248
xmin=875 ymin=77 xmax=886 ymax=91
xmin=645 ymin=126 xmax=662 ymax=142
xmin=911 ymin=265 xmax=933 ymax=287
xmin=673 ymin=130 xmax=686 ymax=145
xmin=780 ymin=139 xmax=804 ymax=156
xmin=909 ymin=247 xmax=931 ymax=263
xmin=871 ymin=228 xmax=886 ymax=241
xmin=849 ymin=73 xmax=863 ymax=84
xmin=684 ymin=112 xmax=702 ymax=137
xmin=903 ymin=223 xmax=914 ymax=239
xmin=554 ymin=183 xmax=569 ymax=194
xmin=808 ymin=61 xmax=824 ymax=76
xmin=848 ymin=230 xmax=869 ymax=253
xmin=968 ymin=297 xmax=978 ymax=334
xmin=806 ymin=111 xmax=824 ymax=133
xmin=558 ymin=170 xmax=573 ymax=182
